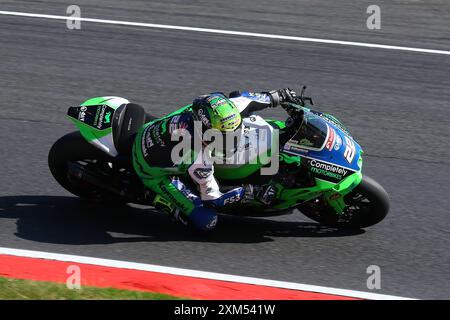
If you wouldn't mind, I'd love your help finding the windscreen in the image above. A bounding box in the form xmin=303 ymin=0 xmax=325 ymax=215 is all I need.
xmin=288 ymin=114 xmax=328 ymax=150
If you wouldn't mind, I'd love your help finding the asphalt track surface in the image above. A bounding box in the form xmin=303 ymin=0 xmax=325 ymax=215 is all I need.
xmin=0 ymin=0 xmax=449 ymax=299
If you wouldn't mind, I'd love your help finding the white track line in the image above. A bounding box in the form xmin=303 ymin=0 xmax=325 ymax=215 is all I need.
xmin=0 ymin=247 xmax=414 ymax=300
xmin=0 ymin=10 xmax=449 ymax=56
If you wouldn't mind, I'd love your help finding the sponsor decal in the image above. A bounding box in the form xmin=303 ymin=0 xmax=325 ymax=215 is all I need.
xmin=75 ymin=106 xmax=89 ymax=122
xmin=96 ymin=105 xmax=107 ymax=129
xmin=145 ymin=127 xmax=154 ymax=146
xmin=208 ymin=96 xmax=228 ymax=109
xmin=150 ymin=125 xmax=165 ymax=146
xmin=309 ymin=159 xmax=349 ymax=180
xmin=211 ymin=100 xmax=227 ymax=109
xmin=94 ymin=105 xmax=114 ymax=129
xmin=223 ymin=193 xmax=241 ymax=205
xmin=75 ymin=105 xmax=113 ymax=129
xmin=142 ymin=126 xmax=153 ymax=157
xmin=244 ymin=92 xmax=270 ymax=102
xmin=93 ymin=107 xmax=101 ymax=126
xmin=334 ymin=134 xmax=342 ymax=151
xmin=197 ymin=109 xmax=210 ymax=127
xmin=142 ymin=123 xmax=165 ymax=157
xmin=158 ymin=182 xmax=189 ymax=212
xmin=221 ymin=119 xmax=239 ymax=129
xmin=247 ymin=92 xmax=265 ymax=99
xmin=220 ymin=113 xmax=237 ymax=123
xmin=141 ymin=141 xmax=148 ymax=157
xmin=325 ymin=127 xmax=335 ymax=151
xmin=78 ymin=108 xmax=86 ymax=122
xmin=283 ymin=143 xmax=308 ymax=154
xmin=169 ymin=116 xmax=180 ymax=134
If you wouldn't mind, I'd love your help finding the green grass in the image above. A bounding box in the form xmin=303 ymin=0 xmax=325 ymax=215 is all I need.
xmin=0 ymin=277 xmax=183 ymax=300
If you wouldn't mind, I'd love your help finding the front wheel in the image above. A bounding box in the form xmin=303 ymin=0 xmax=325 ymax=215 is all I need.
xmin=299 ymin=175 xmax=390 ymax=229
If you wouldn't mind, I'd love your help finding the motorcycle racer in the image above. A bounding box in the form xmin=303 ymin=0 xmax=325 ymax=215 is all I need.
xmin=131 ymin=88 xmax=299 ymax=232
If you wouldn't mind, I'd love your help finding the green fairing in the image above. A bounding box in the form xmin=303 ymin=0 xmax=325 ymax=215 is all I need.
xmin=70 ymin=97 xmax=364 ymax=216
xmin=161 ymin=106 xmax=363 ymax=215
xmin=267 ymin=119 xmax=286 ymax=130
xmin=68 ymin=96 xmax=126 ymax=142
xmin=211 ymin=117 xmax=363 ymax=215
xmin=68 ymin=118 xmax=112 ymax=141
xmin=80 ymin=97 xmax=115 ymax=107
xmin=274 ymin=170 xmax=363 ymax=212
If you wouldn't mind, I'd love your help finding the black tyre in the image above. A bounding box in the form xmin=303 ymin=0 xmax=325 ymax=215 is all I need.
xmin=299 ymin=175 xmax=390 ymax=229
xmin=48 ymin=131 xmax=122 ymax=203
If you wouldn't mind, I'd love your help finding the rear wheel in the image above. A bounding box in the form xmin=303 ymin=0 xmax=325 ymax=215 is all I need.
xmin=299 ymin=175 xmax=389 ymax=229
xmin=48 ymin=131 xmax=126 ymax=203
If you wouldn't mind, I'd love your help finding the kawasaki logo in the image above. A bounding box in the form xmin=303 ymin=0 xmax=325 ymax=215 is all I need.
xmin=104 ymin=111 xmax=112 ymax=124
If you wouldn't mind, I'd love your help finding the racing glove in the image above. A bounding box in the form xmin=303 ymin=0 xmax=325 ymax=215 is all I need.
xmin=268 ymin=88 xmax=297 ymax=107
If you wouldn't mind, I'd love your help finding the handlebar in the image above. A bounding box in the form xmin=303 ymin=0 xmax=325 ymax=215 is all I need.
xmin=280 ymin=85 xmax=314 ymax=130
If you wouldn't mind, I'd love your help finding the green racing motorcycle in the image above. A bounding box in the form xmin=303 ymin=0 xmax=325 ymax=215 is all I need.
xmin=48 ymin=88 xmax=389 ymax=229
